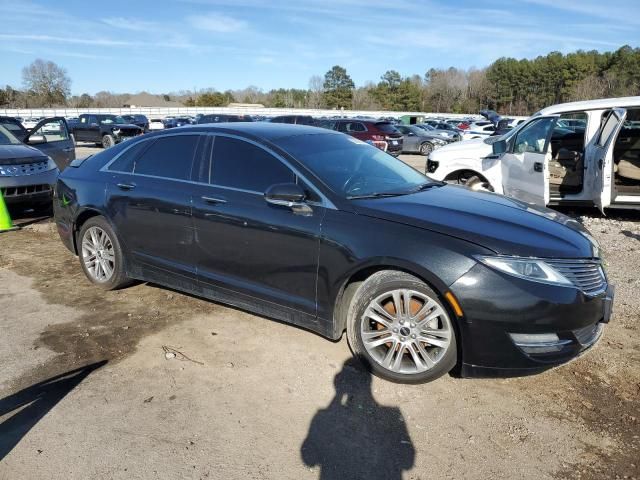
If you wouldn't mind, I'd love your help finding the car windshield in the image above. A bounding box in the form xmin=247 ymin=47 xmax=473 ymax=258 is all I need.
xmin=0 ymin=125 xmax=21 ymax=145
xmin=278 ymin=133 xmax=435 ymax=198
xmin=100 ymin=115 xmax=127 ymax=124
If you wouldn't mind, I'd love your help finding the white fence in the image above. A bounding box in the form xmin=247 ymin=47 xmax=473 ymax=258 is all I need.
xmin=0 ymin=106 xmax=483 ymax=120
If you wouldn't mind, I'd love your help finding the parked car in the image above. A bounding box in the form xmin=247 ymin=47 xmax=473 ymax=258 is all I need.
xmin=22 ymin=117 xmax=43 ymax=130
xmin=426 ymin=96 xmax=640 ymax=211
xmin=461 ymin=122 xmax=496 ymax=140
xmin=395 ymin=125 xmax=449 ymax=155
xmin=53 ymin=123 xmax=611 ymax=383
xmin=70 ymin=114 xmax=143 ymax=148
xmin=164 ymin=117 xmax=193 ymax=129
xmin=414 ymin=123 xmax=462 ymax=141
xmin=0 ymin=117 xmax=76 ymax=208
xmin=122 ymin=114 xmax=150 ymax=132
xmin=330 ymin=119 xmax=404 ymax=156
xmin=148 ymin=118 xmax=165 ymax=131
xmin=196 ymin=114 xmax=254 ymax=124
xmin=269 ymin=115 xmax=317 ymax=126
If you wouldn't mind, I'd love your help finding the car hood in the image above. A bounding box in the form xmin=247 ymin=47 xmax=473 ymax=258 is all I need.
xmin=110 ymin=123 xmax=142 ymax=129
xmin=352 ymin=185 xmax=598 ymax=259
xmin=0 ymin=144 xmax=48 ymax=164
xmin=428 ymin=137 xmax=491 ymax=160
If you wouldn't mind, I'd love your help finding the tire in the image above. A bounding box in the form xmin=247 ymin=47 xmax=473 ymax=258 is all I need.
xmin=78 ymin=216 xmax=130 ymax=290
xmin=102 ymin=134 xmax=115 ymax=149
xmin=346 ymin=270 xmax=457 ymax=384
xmin=419 ymin=142 xmax=434 ymax=155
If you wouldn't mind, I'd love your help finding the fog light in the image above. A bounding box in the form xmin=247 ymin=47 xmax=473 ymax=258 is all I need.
xmin=509 ymin=332 xmax=572 ymax=354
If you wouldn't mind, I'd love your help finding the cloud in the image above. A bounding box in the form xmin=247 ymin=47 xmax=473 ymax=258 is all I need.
xmin=102 ymin=17 xmax=159 ymax=32
xmin=187 ymin=12 xmax=247 ymax=32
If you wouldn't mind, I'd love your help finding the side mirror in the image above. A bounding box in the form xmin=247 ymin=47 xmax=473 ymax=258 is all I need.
xmin=265 ymin=183 xmax=312 ymax=215
xmin=556 ymin=148 xmax=580 ymax=163
xmin=492 ymin=139 xmax=507 ymax=156
xmin=28 ymin=134 xmax=47 ymax=144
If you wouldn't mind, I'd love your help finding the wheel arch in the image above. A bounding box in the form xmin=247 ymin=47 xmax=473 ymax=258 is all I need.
xmin=72 ymin=208 xmax=110 ymax=254
xmin=331 ymin=259 xmax=464 ymax=364
xmin=443 ymin=169 xmax=491 ymax=185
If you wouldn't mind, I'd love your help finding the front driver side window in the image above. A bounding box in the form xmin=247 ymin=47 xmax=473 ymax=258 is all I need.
xmin=513 ymin=118 xmax=555 ymax=154
xmin=211 ymin=136 xmax=295 ymax=192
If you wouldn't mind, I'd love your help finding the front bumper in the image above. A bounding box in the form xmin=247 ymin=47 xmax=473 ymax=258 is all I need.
xmin=0 ymin=167 xmax=59 ymax=204
xmin=450 ymin=262 xmax=611 ymax=377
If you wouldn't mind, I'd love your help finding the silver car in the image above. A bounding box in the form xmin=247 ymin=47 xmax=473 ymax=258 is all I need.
xmin=396 ymin=125 xmax=450 ymax=155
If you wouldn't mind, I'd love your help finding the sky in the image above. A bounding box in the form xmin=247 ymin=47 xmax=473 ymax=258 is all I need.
xmin=0 ymin=0 xmax=639 ymax=95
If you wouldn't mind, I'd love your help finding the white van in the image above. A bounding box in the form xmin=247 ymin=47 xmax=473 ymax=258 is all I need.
xmin=426 ymin=96 xmax=640 ymax=211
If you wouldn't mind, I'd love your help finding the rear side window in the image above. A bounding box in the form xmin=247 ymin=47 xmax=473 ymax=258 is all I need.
xmin=108 ymin=140 xmax=151 ymax=173
xmin=211 ymin=136 xmax=294 ymax=192
xmin=134 ymin=135 xmax=199 ymax=180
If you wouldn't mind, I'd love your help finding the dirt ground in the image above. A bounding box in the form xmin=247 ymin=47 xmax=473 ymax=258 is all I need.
xmin=0 ymin=148 xmax=638 ymax=479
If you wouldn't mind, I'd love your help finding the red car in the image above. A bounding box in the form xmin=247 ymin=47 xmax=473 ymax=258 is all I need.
xmin=331 ymin=119 xmax=404 ymax=157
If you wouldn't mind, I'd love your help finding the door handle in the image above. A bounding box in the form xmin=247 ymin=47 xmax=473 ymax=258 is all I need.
xmin=62 ymin=147 xmax=74 ymax=152
xmin=533 ymin=162 xmax=543 ymax=172
xmin=201 ymin=196 xmax=227 ymax=205
xmin=117 ymin=183 xmax=136 ymax=190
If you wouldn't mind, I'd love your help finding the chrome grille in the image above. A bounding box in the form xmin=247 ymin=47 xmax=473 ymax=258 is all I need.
xmin=0 ymin=160 xmax=50 ymax=177
xmin=546 ymin=260 xmax=606 ymax=296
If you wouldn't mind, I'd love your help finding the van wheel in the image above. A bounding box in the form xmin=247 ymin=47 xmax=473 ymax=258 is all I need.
xmin=102 ymin=134 xmax=115 ymax=149
xmin=346 ymin=270 xmax=457 ymax=384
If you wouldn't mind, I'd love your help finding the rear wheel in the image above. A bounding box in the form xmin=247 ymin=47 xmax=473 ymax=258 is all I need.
xmin=78 ymin=217 xmax=130 ymax=290
xmin=346 ymin=271 xmax=457 ymax=383
xmin=102 ymin=134 xmax=115 ymax=149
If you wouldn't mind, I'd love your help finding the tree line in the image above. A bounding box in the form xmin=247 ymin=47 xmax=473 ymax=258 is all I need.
xmin=2 ymin=46 xmax=639 ymax=115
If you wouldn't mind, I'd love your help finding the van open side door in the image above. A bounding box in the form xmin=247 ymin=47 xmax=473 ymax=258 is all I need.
xmin=591 ymin=108 xmax=626 ymax=213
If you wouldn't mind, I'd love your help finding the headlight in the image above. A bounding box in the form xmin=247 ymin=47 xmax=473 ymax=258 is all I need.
xmin=476 ymin=256 xmax=572 ymax=286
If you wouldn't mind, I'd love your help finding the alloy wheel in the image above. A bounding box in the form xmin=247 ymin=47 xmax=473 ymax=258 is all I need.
xmin=81 ymin=226 xmax=116 ymax=282
xmin=360 ymin=289 xmax=453 ymax=374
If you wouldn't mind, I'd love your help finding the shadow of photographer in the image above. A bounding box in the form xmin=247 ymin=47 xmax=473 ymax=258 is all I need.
xmin=301 ymin=358 xmax=415 ymax=480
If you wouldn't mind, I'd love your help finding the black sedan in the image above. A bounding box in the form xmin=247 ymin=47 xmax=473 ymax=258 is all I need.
xmin=53 ymin=123 xmax=612 ymax=383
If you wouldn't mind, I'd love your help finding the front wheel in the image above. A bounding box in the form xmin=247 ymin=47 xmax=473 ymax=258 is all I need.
xmin=102 ymin=134 xmax=115 ymax=149
xmin=419 ymin=142 xmax=434 ymax=155
xmin=78 ymin=217 xmax=130 ymax=290
xmin=346 ymin=271 xmax=457 ymax=383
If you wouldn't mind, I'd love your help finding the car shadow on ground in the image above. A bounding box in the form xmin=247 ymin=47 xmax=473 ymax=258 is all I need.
xmin=301 ymin=358 xmax=415 ymax=480
xmin=0 ymin=360 xmax=107 ymax=461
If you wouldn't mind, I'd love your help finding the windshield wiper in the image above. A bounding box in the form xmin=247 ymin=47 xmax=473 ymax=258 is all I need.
xmin=347 ymin=182 xmax=442 ymax=200
xmin=346 ymin=192 xmax=408 ymax=200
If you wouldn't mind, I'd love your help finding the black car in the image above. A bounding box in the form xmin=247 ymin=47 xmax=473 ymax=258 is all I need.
xmin=163 ymin=117 xmax=193 ymax=129
xmin=122 ymin=114 xmax=150 ymax=132
xmin=197 ymin=114 xmax=253 ymax=124
xmin=70 ymin=114 xmax=143 ymax=148
xmin=53 ymin=124 xmax=611 ymax=383
xmin=269 ymin=115 xmax=317 ymax=126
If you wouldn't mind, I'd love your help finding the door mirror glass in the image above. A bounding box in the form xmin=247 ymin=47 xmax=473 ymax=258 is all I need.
xmin=265 ymin=183 xmax=306 ymax=205
xmin=492 ymin=139 xmax=507 ymax=155
xmin=28 ymin=134 xmax=47 ymax=144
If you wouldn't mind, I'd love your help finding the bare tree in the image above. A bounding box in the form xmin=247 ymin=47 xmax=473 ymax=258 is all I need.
xmin=21 ymin=59 xmax=71 ymax=107
xmin=308 ymin=75 xmax=324 ymax=108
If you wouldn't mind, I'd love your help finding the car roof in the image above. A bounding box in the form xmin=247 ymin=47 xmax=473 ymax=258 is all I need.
xmin=158 ymin=122 xmax=342 ymax=141
xmin=537 ymin=96 xmax=640 ymax=115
